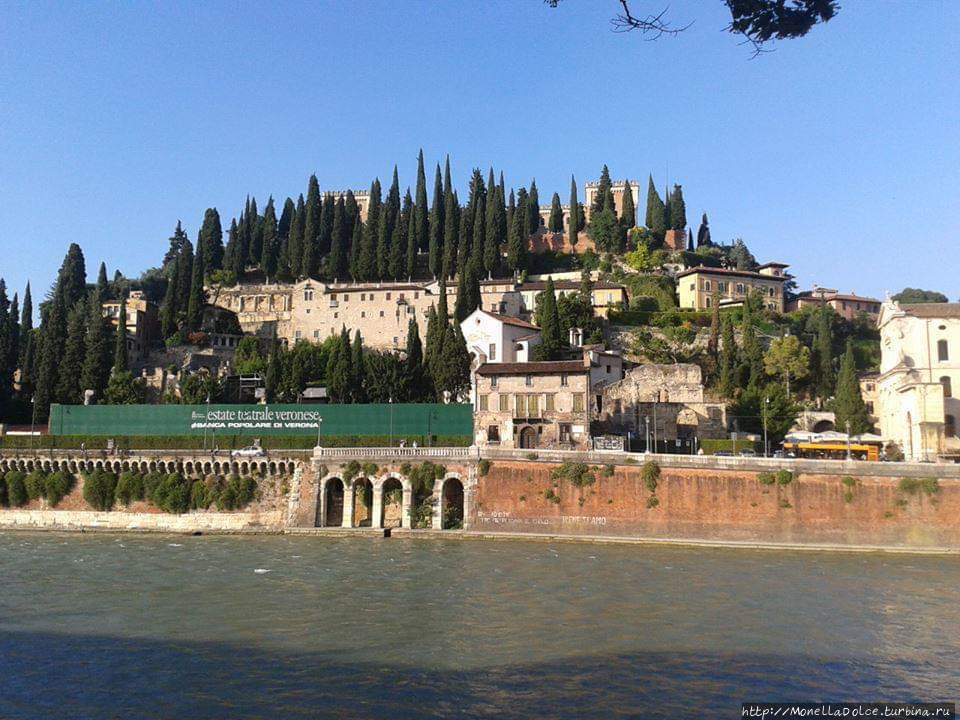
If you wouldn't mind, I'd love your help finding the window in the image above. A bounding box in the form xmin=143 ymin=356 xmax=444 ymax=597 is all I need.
xmin=614 ymin=399 xmax=622 ymax=415
xmin=313 ymin=329 xmax=320 ymax=339
xmin=330 ymin=293 xmax=337 ymax=301
xmin=414 ymin=292 xmax=419 ymax=299
xmin=559 ymin=424 xmax=572 ymax=443
xmin=689 ymin=283 xmax=695 ymax=291
xmin=334 ymin=312 xmax=338 ymax=319
xmin=572 ymin=393 xmax=584 ymax=412
xmin=515 ymin=394 xmax=527 ymax=417
xmin=703 ymin=280 xmax=711 ymax=292
xmin=489 ymin=343 xmax=497 ymax=361
xmin=946 ymin=415 xmax=957 ymax=438
xmin=343 ymin=294 xmax=349 ymax=302
xmin=525 ymin=375 xmax=533 ymax=387
xmin=386 ymin=292 xmax=391 ymax=300
xmin=528 ymin=394 xmax=539 ymax=417
xmin=545 ymin=394 xmax=555 ymax=412
xmin=361 ymin=311 xmax=366 ymax=318
xmin=295 ymin=330 xmax=302 ymax=340
xmin=393 ymin=337 xmax=398 ymax=345
xmin=305 ymin=308 xmax=310 ymax=314
xmin=304 ymin=289 xmax=314 ymax=301
xmin=941 ymin=376 xmax=952 ymax=398
xmin=491 ymin=375 xmax=498 ymax=388
xmin=560 ymin=374 xmax=568 ymax=387
xmin=499 ymin=393 xmax=509 ymax=412
xmin=705 ymin=297 xmax=712 ymax=308
xmin=605 ymin=365 xmax=611 ymax=374
xmin=380 ymin=310 xmax=384 ymax=317
xmin=866 ymin=401 xmax=874 ymax=414
xmin=736 ymin=283 xmax=745 ymax=294
xmin=477 ymin=394 xmax=488 ymax=411
xmin=369 ymin=294 xmax=375 ymax=301
xmin=360 ymin=293 xmax=365 ymax=301
xmin=938 ymin=340 xmax=949 ymax=361
xmin=487 ymin=425 xmax=500 ymax=442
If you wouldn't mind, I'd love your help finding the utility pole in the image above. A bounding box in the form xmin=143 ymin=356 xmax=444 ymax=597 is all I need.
xmin=846 ymin=419 xmax=852 ymax=460
xmin=763 ymin=396 xmax=769 ymax=457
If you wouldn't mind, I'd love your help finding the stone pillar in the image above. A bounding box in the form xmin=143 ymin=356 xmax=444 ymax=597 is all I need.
xmin=401 ymin=486 xmax=413 ymax=529
xmin=341 ymin=482 xmax=355 ymax=528
xmin=371 ymin=483 xmax=383 ymax=529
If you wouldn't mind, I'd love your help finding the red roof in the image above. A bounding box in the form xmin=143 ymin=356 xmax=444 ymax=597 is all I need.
xmin=479 ymin=310 xmax=540 ymax=330
xmin=676 ymin=266 xmax=788 ymax=282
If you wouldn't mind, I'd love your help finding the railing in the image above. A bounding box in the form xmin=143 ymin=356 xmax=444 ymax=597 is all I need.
xmin=312 ymin=446 xmax=475 ymax=460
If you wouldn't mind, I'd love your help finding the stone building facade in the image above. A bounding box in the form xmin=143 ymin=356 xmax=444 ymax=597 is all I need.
xmin=208 ymin=276 xmax=624 ymax=351
xmin=876 ymin=301 xmax=960 ymax=461
xmin=473 ymin=359 xmax=592 ymax=450
xmin=595 ymin=364 xmax=727 ymax=446
xmin=102 ymin=290 xmax=160 ymax=359
xmin=787 ymin=287 xmax=882 ymax=321
xmin=676 ymin=264 xmax=789 ymax=312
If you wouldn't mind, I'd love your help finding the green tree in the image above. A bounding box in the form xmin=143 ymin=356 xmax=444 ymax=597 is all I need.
xmin=301 ymin=175 xmax=322 ymax=278
xmin=199 ymin=207 xmax=224 ymax=272
xmin=351 ymin=329 xmax=366 ymax=403
xmin=327 ymin=197 xmax=348 ymax=281
xmin=506 ymin=187 xmax=529 ymax=273
xmin=435 ymin=321 xmax=471 ymax=401
xmin=696 ymin=212 xmax=712 ymax=246
xmin=96 ymin=262 xmax=110 ymax=300
xmin=286 ymin=195 xmax=305 ymax=279
xmin=414 ymin=149 xmax=429 ymax=253
xmin=591 ymin=165 xmax=614 ymax=216
xmin=105 ymin=370 xmax=142 ymax=404
xmin=719 ymin=315 xmax=737 ymax=397
xmin=620 ymin=180 xmax=635 ymax=230
xmin=891 ymin=288 xmax=949 ymax=304
xmin=547 ymin=192 xmax=563 ymax=232
xmin=442 ymin=187 xmax=459 ymax=279
xmin=534 ymin=278 xmax=563 ymax=360
xmin=57 ymin=243 xmax=87 ymax=308
xmin=56 ymin=298 xmax=87 ymax=404
xmin=428 ymin=163 xmax=444 ymax=278
xmin=728 ymin=238 xmax=756 ymax=270
xmin=644 ymin=175 xmax=666 ymax=239
xmin=764 ymin=334 xmax=810 ymax=397
xmin=668 ymin=184 xmax=687 ymax=229
xmin=259 ymin=197 xmax=278 ymax=280
xmin=812 ymin=307 xmax=835 ymax=399
xmin=186 ymin=236 xmax=206 ymax=331
xmin=834 ymin=339 xmax=872 ymax=435
xmin=80 ymin=287 xmax=112 ymax=402
xmin=404 ymin=318 xmax=425 ymax=400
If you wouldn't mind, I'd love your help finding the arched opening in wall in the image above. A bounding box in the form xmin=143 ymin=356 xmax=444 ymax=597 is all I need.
xmin=441 ymin=478 xmax=464 ymax=530
xmin=519 ymin=426 xmax=538 ymax=449
xmin=352 ymin=478 xmax=373 ymax=527
xmin=812 ymin=419 xmax=835 ymax=433
xmin=324 ymin=479 xmax=344 ymax=527
xmin=381 ymin=478 xmax=403 ymax=529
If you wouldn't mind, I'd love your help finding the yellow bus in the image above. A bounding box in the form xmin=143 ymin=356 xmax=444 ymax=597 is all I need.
xmin=781 ymin=441 xmax=881 ymax=462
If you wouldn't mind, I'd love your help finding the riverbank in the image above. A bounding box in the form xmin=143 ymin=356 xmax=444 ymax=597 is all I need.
xmin=3 ymin=514 xmax=958 ymax=555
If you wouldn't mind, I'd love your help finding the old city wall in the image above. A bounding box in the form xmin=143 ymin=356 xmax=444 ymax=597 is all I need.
xmin=472 ymin=460 xmax=960 ymax=549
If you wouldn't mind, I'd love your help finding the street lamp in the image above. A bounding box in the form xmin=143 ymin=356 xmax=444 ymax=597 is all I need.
xmin=315 ymin=416 xmax=324 ymax=449
xmin=30 ymin=395 xmax=37 ymax=455
xmin=389 ymin=396 xmax=394 ymax=448
xmin=763 ymin=396 xmax=770 ymax=457
xmin=644 ymin=416 xmax=651 ymax=454
xmin=845 ymin=420 xmax=852 ymax=461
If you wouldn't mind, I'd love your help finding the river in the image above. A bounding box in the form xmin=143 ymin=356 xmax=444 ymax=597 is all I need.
xmin=0 ymin=532 xmax=957 ymax=718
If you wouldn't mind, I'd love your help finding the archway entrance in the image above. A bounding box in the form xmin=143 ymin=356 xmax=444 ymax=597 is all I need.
xmin=324 ymin=479 xmax=344 ymax=527
xmin=352 ymin=478 xmax=373 ymax=527
xmin=812 ymin=419 xmax=835 ymax=433
xmin=519 ymin=426 xmax=538 ymax=449
xmin=441 ymin=478 xmax=464 ymax=530
xmin=381 ymin=477 xmax=404 ymax=529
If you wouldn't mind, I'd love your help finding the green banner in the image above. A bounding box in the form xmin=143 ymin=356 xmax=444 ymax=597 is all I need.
xmin=48 ymin=403 xmax=472 ymax=438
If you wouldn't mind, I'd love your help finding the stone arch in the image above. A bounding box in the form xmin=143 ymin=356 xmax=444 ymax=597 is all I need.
xmin=318 ymin=477 xmax=345 ymax=527
xmin=519 ymin=426 xmax=538 ymax=449
xmin=379 ymin=476 xmax=405 ymax=529
xmin=437 ymin=475 xmax=465 ymax=530
xmin=352 ymin=476 xmax=374 ymax=527
xmin=287 ymin=462 xmax=296 ymax=475
xmin=812 ymin=419 xmax=835 ymax=433
xmin=269 ymin=461 xmax=277 ymax=475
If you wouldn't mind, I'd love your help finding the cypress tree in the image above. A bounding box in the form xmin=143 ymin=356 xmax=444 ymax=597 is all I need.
xmin=200 ymin=208 xmax=224 ymax=272
xmin=456 ymin=191 xmax=473 ymax=275
xmin=645 ymin=175 xmax=666 ymax=238
xmin=390 ymin=191 xmax=411 ymax=280
xmin=187 ymin=238 xmax=206 ymax=331
xmin=0 ymin=281 xmax=10 ymax=402
xmin=739 ymin=300 xmax=763 ymax=390
xmin=507 ymin=188 xmax=515 ymax=232
xmin=20 ymin=282 xmax=32 ymax=340
xmin=376 ymin=203 xmax=392 ymax=281
xmin=442 ymin=188 xmax=459 ymax=280
xmin=687 ymin=228 xmax=695 ymax=251
xmin=287 ymin=195 xmax=305 ymax=278
xmin=260 ymin=197 xmax=278 ymax=280
xmin=814 ymin=307 xmax=835 ymax=399
xmin=669 ymin=184 xmax=687 ymax=230
xmin=264 ymin=342 xmax=281 ymax=402
xmin=351 ymin=330 xmax=365 ymax=403
xmin=405 ymin=205 xmax=417 ymax=280
xmin=436 ymin=321 xmax=471 ymax=402
xmin=484 ymin=185 xmax=504 ymax=276
xmin=278 ymin=199 xmax=294 ymax=242
xmin=112 ymin=294 xmax=128 ymax=375
xmin=327 ymin=198 xmax=348 ymax=281
xmin=176 ymin=238 xmax=194 ymax=307
xmin=5 ymin=292 xmax=19 ymax=397
xmin=301 ymin=178 xmax=321 ymax=278
xmin=318 ymin=194 xmax=335 ymax=258
xmin=423 ymin=305 xmax=440 ymax=391
xmin=246 ymin=196 xmax=261 ymax=267
xmin=349 ymin=214 xmax=364 ymax=281
xmin=506 ymin=188 xmax=529 ymax=274
xmin=414 ymin=149 xmax=429 ymax=252
xmin=527 ymin=180 xmax=541 ymax=236
xmin=569 ymin=176 xmax=579 ymax=247
xmin=81 ymin=287 xmax=112 ymax=402
xmin=471 ymin=199 xmax=486 ymax=275
xmin=535 ymin=278 xmax=563 ymax=360
xmin=56 ymin=298 xmax=87 ymax=404
xmin=160 ymin=253 xmax=179 ymax=340
xmin=591 ymin=166 xmax=613 ymax=217
xmin=428 ymin=163 xmax=444 ymax=278
xmin=548 ymin=192 xmax=563 ymax=232
xmin=57 ymin=243 xmax=87 ymax=309
xmin=696 ymin=212 xmax=712 ymax=247
xmin=620 ymin=180 xmax=636 ymax=229
xmin=97 ymin=262 xmax=110 ymax=300
xmin=357 ymin=179 xmax=381 ymax=281
xmin=34 ymin=296 xmax=65 ymax=415
xmin=834 ymin=339 xmax=871 ymax=435
xmin=405 ymin=318 xmax=424 ymax=398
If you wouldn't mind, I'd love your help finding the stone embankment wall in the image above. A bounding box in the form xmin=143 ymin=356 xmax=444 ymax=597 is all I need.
xmin=472 ymin=461 xmax=960 ymax=550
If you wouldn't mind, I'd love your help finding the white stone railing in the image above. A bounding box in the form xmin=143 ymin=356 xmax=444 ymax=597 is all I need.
xmin=312 ymin=446 xmax=475 ymax=460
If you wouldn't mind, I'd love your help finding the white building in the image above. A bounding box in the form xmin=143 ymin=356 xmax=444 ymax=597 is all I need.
xmin=876 ymin=301 xmax=960 ymax=461
xmin=461 ymin=309 xmax=541 ymax=364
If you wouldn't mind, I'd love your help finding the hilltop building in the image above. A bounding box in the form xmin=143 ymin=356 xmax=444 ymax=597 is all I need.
xmin=676 ymin=263 xmax=790 ymax=312
xmin=875 ymin=301 xmax=960 ymax=461
xmin=787 ymin=287 xmax=881 ymax=321
xmin=102 ymin=290 xmax=160 ymax=359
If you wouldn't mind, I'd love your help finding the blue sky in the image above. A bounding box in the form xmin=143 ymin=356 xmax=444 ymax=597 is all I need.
xmin=1 ymin=0 xmax=957 ymax=308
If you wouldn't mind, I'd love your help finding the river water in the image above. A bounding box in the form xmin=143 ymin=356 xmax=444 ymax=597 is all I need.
xmin=0 ymin=532 xmax=957 ymax=719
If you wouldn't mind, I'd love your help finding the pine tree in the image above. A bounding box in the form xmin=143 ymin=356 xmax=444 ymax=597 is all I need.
xmin=163 ymin=221 xmax=188 ymax=274
xmin=56 ymin=298 xmax=87 ymax=404
xmin=80 ymin=286 xmax=112 ymax=402
xmin=645 ymin=175 xmax=666 ymax=238
xmin=260 ymin=197 xmax=278 ymax=280
xmin=112 ymin=294 xmax=128 ymax=375
xmin=200 ymin=208 xmax=224 ymax=272
xmin=527 ymin=180 xmax=540 ymax=236
xmin=535 ymin=278 xmax=563 ymax=360
xmin=428 ymin=163 xmax=444 ymax=278
xmin=187 ymin=237 xmax=206 ymax=331
xmin=414 ymin=149 xmax=429 ymax=252
xmin=834 ymin=339 xmax=871 ymax=434
xmin=97 ymin=262 xmax=110 ymax=300
xmin=669 ymin=184 xmax=687 ymax=230
xmin=696 ymin=212 xmax=712 ymax=247
xmin=568 ymin=176 xmax=579 ymax=247
xmin=620 ymin=180 xmax=635 ymax=229
xmin=719 ymin=315 xmax=737 ymax=398
xmin=548 ymin=192 xmax=563 ymax=232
